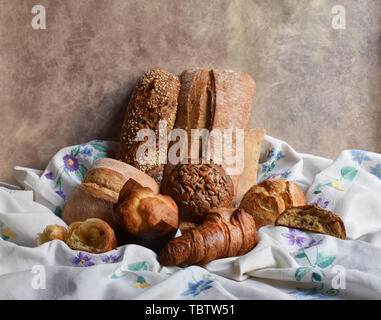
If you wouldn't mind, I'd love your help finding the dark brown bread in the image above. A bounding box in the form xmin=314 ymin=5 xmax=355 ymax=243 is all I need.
xmin=162 ymin=69 xmax=256 ymax=198
xmin=116 ymin=70 xmax=180 ymax=184
xmin=161 ymin=161 xmax=235 ymax=223
xmin=275 ymin=205 xmax=346 ymax=240
xmin=159 ymin=208 xmax=258 ymax=266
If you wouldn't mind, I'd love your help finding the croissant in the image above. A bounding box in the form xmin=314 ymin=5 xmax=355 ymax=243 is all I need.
xmin=159 ymin=208 xmax=258 ymax=266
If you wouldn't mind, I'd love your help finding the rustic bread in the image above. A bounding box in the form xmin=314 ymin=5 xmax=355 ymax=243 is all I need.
xmin=35 ymin=224 xmax=67 ymax=246
xmin=161 ymin=161 xmax=235 ymax=223
xmin=116 ymin=69 xmax=180 ymax=184
xmin=114 ymin=179 xmax=179 ymax=252
xmin=159 ymin=208 xmax=258 ymax=266
xmin=65 ymin=218 xmax=118 ymax=253
xmin=275 ymin=205 xmax=346 ymax=240
xmin=162 ymin=68 xmax=257 ymax=199
xmin=239 ymin=179 xmax=306 ymax=229
xmin=62 ymin=158 xmax=159 ymax=226
xmin=236 ymin=128 xmax=266 ymax=204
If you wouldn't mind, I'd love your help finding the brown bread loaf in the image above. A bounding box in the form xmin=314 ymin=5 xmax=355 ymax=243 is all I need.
xmin=275 ymin=205 xmax=346 ymax=240
xmin=116 ymin=70 xmax=180 ymax=184
xmin=62 ymin=158 xmax=159 ymax=226
xmin=159 ymin=208 xmax=258 ymax=266
xmin=239 ymin=179 xmax=306 ymax=229
xmin=162 ymin=69 xmax=258 ymax=199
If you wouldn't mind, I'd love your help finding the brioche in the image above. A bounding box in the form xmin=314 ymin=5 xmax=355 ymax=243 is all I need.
xmin=65 ymin=218 xmax=118 ymax=253
xmin=62 ymin=158 xmax=159 ymax=226
xmin=239 ymin=179 xmax=306 ymax=229
xmin=275 ymin=205 xmax=346 ymax=240
xmin=116 ymin=69 xmax=180 ymax=184
xmin=35 ymin=224 xmax=67 ymax=246
xmin=159 ymin=208 xmax=258 ymax=266
xmin=114 ymin=179 xmax=179 ymax=252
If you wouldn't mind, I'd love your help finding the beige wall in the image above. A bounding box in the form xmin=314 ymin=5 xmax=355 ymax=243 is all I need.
xmin=1 ymin=0 xmax=380 ymax=184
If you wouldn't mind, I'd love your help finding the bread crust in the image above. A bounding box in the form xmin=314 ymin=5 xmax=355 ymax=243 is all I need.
xmin=35 ymin=224 xmax=67 ymax=246
xmin=116 ymin=70 xmax=180 ymax=184
xmin=62 ymin=159 xmax=159 ymax=226
xmin=239 ymin=179 xmax=306 ymax=229
xmin=114 ymin=179 xmax=179 ymax=252
xmin=275 ymin=205 xmax=346 ymax=240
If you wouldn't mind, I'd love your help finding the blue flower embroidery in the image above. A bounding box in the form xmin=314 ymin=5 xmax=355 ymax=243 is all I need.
xmin=79 ymin=147 xmax=93 ymax=157
xmin=267 ymin=148 xmax=275 ymax=160
xmin=280 ymin=170 xmax=291 ymax=179
xmin=276 ymin=151 xmax=285 ymax=160
xmin=351 ymin=150 xmax=370 ymax=165
xmin=370 ymin=164 xmax=381 ymax=179
xmin=181 ymin=279 xmax=214 ymax=297
xmin=282 ymin=228 xmax=306 ymax=247
xmin=311 ymin=197 xmax=329 ymax=209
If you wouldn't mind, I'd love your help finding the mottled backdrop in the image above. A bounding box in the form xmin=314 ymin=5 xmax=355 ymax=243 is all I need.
xmin=0 ymin=0 xmax=380 ymax=184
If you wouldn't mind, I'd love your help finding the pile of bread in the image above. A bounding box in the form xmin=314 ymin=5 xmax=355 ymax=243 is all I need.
xmin=36 ymin=69 xmax=346 ymax=266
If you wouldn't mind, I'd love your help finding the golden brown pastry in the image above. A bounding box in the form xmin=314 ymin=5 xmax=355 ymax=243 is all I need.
xmin=35 ymin=224 xmax=67 ymax=246
xmin=275 ymin=205 xmax=346 ymax=240
xmin=114 ymin=179 xmax=179 ymax=251
xmin=116 ymin=69 xmax=180 ymax=184
xmin=239 ymin=179 xmax=306 ymax=229
xmin=65 ymin=218 xmax=118 ymax=253
xmin=161 ymin=161 xmax=235 ymax=223
xmin=159 ymin=208 xmax=258 ymax=266
xmin=62 ymin=158 xmax=159 ymax=226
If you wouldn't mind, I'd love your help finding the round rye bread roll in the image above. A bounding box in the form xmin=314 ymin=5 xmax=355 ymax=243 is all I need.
xmin=239 ymin=179 xmax=306 ymax=229
xmin=161 ymin=161 xmax=235 ymax=223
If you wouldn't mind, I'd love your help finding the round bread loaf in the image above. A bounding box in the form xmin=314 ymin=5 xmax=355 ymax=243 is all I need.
xmin=239 ymin=179 xmax=306 ymax=229
xmin=62 ymin=158 xmax=159 ymax=226
xmin=161 ymin=161 xmax=235 ymax=223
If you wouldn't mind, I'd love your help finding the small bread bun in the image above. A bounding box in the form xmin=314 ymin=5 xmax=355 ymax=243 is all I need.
xmin=161 ymin=161 xmax=235 ymax=223
xmin=62 ymin=158 xmax=159 ymax=226
xmin=275 ymin=205 xmax=346 ymax=240
xmin=114 ymin=179 xmax=179 ymax=252
xmin=35 ymin=224 xmax=67 ymax=246
xmin=239 ymin=179 xmax=306 ymax=229
xmin=65 ymin=218 xmax=118 ymax=253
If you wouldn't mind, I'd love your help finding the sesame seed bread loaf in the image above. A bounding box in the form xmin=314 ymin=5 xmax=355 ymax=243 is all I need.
xmin=275 ymin=205 xmax=346 ymax=240
xmin=239 ymin=179 xmax=306 ymax=229
xmin=116 ymin=70 xmax=180 ymax=184
xmin=62 ymin=158 xmax=159 ymax=226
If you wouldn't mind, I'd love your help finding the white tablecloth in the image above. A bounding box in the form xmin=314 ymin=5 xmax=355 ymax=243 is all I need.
xmin=1 ymin=135 xmax=381 ymax=299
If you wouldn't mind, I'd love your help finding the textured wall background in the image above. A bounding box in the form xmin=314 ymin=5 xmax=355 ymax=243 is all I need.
xmin=0 ymin=0 xmax=380 ymax=184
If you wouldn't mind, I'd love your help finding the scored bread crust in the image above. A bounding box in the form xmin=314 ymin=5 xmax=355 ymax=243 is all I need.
xmin=275 ymin=205 xmax=346 ymax=240
xmin=239 ymin=179 xmax=306 ymax=229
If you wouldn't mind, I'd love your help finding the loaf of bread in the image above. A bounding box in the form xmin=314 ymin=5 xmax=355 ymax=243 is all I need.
xmin=116 ymin=69 xmax=180 ymax=184
xmin=239 ymin=179 xmax=306 ymax=229
xmin=159 ymin=208 xmax=258 ymax=266
xmin=65 ymin=218 xmax=118 ymax=253
xmin=236 ymin=128 xmax=266 ymax=204
xmin=275 ymin=205 xmax=346 ymax=240
xmin=35 ymin=224 xmax=67 ymax=246
xmin=62 ymin=158 xmax=159 ymax=226
xmin=161 ymin=161 xmax=235 ymax=223
xmin=162 ymin=68 xmax=257 ymax=198
xmin=114 ymin=179 xmax=179 ymax=252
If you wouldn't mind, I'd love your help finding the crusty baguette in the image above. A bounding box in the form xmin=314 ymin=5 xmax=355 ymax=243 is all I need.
xmin=62 ymin=158 xmax=159 ymax=226
xmin=275 ymin=205 xmax=346 ymax=240
xmin=116 ymin=70 xmax=180 ymax=184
